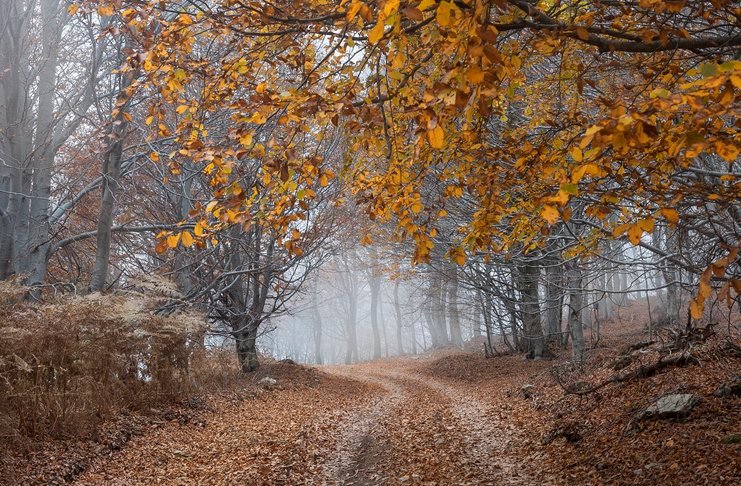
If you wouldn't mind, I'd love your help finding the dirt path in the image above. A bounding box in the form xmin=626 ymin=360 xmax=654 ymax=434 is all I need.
xmin=321 ymin=363 xmax=541 ymax=486
xmin=70 ymin=358 xmax=543 ymax=486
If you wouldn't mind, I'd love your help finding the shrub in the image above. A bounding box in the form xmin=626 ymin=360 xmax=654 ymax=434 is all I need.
xmin=0 ymin=281 xmax=206 ymax=441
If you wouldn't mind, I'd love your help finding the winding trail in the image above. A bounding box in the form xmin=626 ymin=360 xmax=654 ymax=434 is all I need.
xmin=70 ymin=356 xmax=546 ymax=486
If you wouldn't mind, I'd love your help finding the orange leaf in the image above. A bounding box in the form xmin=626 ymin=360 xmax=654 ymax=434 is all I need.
xmin=167 ymin=234 xmax=180 ymax=248
xmin=181 ymin=231 xmax=194 ymax=248
xmin=541 ymin=205 xmax=559 ymax=225
xmin=627 ymin=224 xmax=643 ymax=245
xmin=368 ymin=18 xmax=385 ymax=44
xmin=427 ymin=125 xmax=445 ymax=149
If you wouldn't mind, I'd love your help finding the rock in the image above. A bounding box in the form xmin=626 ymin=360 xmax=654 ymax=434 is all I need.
xmin=280 ymin=358 xmax=296 ymax=365
xmin=258 ymin=377 xmax=277 ymax=387
xmin=612 ymin=354 xmax=634 ymax=371
xmin=640 ymin=393 xmax=699 ymax=419
xmin=713 ymin=376 xmax=741 ymax=397
xmin=521 ymin=384 xmax=535 ymax=399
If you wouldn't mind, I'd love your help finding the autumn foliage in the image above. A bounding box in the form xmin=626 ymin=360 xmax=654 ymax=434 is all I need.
xmin=65 ymin=0 xmax=741 ymax=320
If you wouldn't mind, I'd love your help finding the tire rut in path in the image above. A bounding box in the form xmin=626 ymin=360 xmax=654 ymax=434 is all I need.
xmin=325 ymin=365 xmax=546 ymax=486
xmin=319 ymin=367 xmax=408 ymax=486
xmin=419 ymin=373 xmax=544 ymax=486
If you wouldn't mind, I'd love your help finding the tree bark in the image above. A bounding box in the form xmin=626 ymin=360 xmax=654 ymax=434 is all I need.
xmin=393 ymin=280 xmax=404 ymax=355
xmin=661 ymin=228 xmax=681 ymax=328
xmin=312 ymin=285 xmax=323 ymax=365
xmin=369 ymin=259 xmax=382 ymax=359
xmin=544 ymin=261 xmax=562 ymax=342
xmin=517 ymin=260 xmax=545 ymax=358
xmin=447 ymin=263 xmax=463 ymax=347
xmin=235 ymin=320 xmax=260 ymax=373
xmin=90 ymin=46 xmax=135 ymax=292
xmin=567 ymin=267 xmax=585 ymax=363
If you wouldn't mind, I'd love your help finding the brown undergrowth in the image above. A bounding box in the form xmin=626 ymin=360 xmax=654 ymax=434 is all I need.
xmin=0 ymin=281 xmax=236 ymax=484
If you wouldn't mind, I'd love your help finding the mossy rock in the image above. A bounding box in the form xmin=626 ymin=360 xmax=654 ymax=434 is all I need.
xmin=720 ymin=434 xmax=741 ymax=444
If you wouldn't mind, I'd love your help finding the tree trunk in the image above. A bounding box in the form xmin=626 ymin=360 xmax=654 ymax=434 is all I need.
xmin=447 ymin=264 xmax=463 ymax=347
xmin=312 ymin=287 xmax=323 ymax=365
xmin=429 ymin=274 xmax=448 ymax=346
xmin=379 ymin=296 xmax=388 ymax=357
xmin=544 ymin=262 xmax=562 ymax=342
xmin=369 ymin=266 xmax=382 ymax=359
xmin=89 ymin=49 xmax=134 ymax=293
xmin=517 ymin=261 xmax=545 ymax=358
xmin=662 ymin=228 xmax=681 ymax=328
xmin=345 ymin=289 xmax=358 ymax=364
xmin=0 ymin=210 xmax=13 ymax=279
xmin=393 ymin=280 xmax=404 ymax=355
xmin=472 ymin=289 xmax=482 ymax=338
xmin=567 ymin=267 xmax=585 ymax=363
xmin=23 ymin=0 xmax=61 ymax=291
xmin=482 ymin=293 xmax=494 ymax=357
xmin=235 ymin=321 xmax=260 ymax=373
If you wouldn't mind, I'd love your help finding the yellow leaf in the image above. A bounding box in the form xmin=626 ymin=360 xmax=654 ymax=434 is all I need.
xmin=194 ymin=222 xmax=205 ymax=237
xmin=465 ymin=66 xmax=485 ymax=84
xmin=418 ymin=0 xmax=436 ymax=11
xmin=627 ymin=224 xmax=643 ymax=245
xmin=438 ymin=209 xmax=448 ymax=217
xmin=698 ymin=279 xmax=712 ymax=301
xmin=571 ymin=163 xmax=600 ymax=183
xmin=239 ymin=133 xmax=253 ymax=146
xmin=716 ymin=141 xmax=739 ymax=162
xmin=368 ymin=17 xmax=385 ymax=44
xmin=150 ymin=151 xmax=160 ymax=162
xmin=319 ymin=174 xmax=329 ymax=187
xmin=436 ymin=2 xmax=454 ymax=27
xmin=181 ymin=231 xmax=194 ymax=248
xmin=167 ymin=234 xmax=180 ymax=248
xmin=251 ymin=112 xmax=267 ymax=124
xmin=411 ymin=202 xmax=423 ymax=214
xmin=571 ymin=147 xmax=583 ymax=162
xmin=346 ymin=1 xmax=363 ymax=22
xmin=67 ymin=4 xmax=79 ymax=16
xmin=637 ymin=217 xmax=654 ymax=233
xmin=176 ymin=105 xmax=188 ymax=114
xmin=660 ymin=208 xmax=679 ymax=224
xmin=547 ymin=190 xmax=570 ymax=206
xmin=541 ymin=205 xmax=559 ymax=225
xmin=97 ymin=5 xmax=113 ymax=17
xmin=612 ymin=223 xmax=630 ymax=238
xmin=145 ymin=115 xmax=154 ymax=126
xmin=383 ymin=0 xmax=400 ymax=16
xmin=427 ymin=124 xmax=445 ymax=149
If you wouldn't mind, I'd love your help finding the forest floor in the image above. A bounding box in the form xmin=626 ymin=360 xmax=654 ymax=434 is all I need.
xmin=5 ymin=304 xmax=741 ymax=485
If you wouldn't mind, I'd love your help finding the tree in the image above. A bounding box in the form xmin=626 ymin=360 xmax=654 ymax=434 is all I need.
xmin=0 ymin=0 xmax=105 ymax=286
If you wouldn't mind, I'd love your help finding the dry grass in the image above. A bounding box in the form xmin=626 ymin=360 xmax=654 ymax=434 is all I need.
xmin=0 ymin=281 xmax=210 ymax=444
